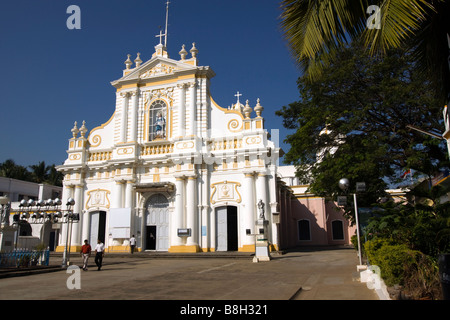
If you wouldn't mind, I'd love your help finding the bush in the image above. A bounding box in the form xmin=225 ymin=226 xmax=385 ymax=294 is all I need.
xmin=364 ymin=239 xmax=442 ymax=299
xmin=364 ymin=239 xmax=416 ymax=286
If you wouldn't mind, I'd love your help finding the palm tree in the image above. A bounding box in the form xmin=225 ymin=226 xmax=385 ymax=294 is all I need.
xmin=0 ymin=159 xmax=31 ymax=181
xmin=29 ymin=161 xmax=50 ymax=183
xmin=280 ymin=0 xmax=449 ymax=102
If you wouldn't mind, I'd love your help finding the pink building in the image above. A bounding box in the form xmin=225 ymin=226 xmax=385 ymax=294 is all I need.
xmin=276 ymin=166 xmax=356 ymax=249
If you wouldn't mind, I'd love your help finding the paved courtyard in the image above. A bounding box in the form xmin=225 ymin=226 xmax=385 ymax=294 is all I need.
xmin=0 ymin=247 xmax=378 ymax=301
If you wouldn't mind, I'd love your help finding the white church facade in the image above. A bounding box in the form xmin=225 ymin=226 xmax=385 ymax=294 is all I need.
xmin=55 ymin=40 xmax=283 ymax=253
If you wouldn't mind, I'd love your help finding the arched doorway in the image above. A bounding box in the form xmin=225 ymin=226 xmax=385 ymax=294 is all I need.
xmin=215 ymin=206 xmax=238 ymax=251
xmin=145 ymin=194 xmax=169 ymax=251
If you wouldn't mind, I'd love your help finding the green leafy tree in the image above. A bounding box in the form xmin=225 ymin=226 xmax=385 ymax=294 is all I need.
xmin=276 ymin=40 xmax=448 ymax=219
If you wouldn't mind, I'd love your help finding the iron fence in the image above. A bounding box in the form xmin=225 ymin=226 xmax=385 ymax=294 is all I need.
xmin=0 ymin=249 xmax=50 ymax=268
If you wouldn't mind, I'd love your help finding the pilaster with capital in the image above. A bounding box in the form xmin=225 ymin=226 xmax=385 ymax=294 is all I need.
xmin=129 ymin=90 xmax=139 ymax=142
xmin=177 ymin=84 xmax=186 ymax=137
xmin=120 ymin=92 xmax=130 ymax=142
xmin=188 ymin=81 xmax=197 ymax=136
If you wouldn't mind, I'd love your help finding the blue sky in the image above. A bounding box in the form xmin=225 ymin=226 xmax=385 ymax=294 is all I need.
xmin=0 ymin=0 xmax=300 ymax=167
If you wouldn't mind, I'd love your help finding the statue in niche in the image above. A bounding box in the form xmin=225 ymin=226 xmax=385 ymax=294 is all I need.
xmin=154 ymin=112 xmax=166 ymax=139
xmin=258 ymin=199 xmax=265 ymax=220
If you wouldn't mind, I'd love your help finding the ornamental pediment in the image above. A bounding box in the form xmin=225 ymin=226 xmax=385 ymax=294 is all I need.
xmin=113 ymin=57 xmax=197 ymax=84
xmin=140 ymin=62 xmax=176 ymax=79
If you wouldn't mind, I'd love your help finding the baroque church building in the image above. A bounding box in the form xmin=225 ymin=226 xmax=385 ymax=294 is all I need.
xmin=56 ymin=39 xmax=284 ymax=253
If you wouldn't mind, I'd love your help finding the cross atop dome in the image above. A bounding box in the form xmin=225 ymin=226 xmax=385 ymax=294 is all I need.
xmin=234 ymin=91 xmax=242 ymax=104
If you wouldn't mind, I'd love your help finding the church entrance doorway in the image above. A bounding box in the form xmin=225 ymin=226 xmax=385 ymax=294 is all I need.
xmin=89 ymin=211 xmax=106 ymax=245
xmin=146 ymin=226 xmax=157 ymax=250
xmin=145 ymin=194 xmax=169 ymax=251
xmin=216 ymin=206 xmax=238 ymax=251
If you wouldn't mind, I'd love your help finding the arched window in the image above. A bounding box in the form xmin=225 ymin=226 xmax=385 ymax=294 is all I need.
xmin=148 ymin=100 xmax=167 ymax=141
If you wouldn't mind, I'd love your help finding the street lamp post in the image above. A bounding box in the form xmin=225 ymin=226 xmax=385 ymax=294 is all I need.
xmin=338 ymin=178 xmax=364 ymax=269
xmin=61 ymin=198 xmax=75 ymax=268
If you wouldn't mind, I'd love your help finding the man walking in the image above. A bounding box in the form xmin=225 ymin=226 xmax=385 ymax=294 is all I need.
xmin=130 ymin=235 xmax=136 ymax=254
xmin=80 ymin=239 xmax=91 ymax=271
xmin=94 ymin=239 xmax=105 ymax=271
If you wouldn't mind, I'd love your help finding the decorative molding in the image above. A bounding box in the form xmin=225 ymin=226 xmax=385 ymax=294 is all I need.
xmin=210 ymin=181 xmax=242 ymax=204
xmin=227 ymin=119 xmax=243 ymax=133
xmin=85 ymin=188 xmax=111 ymax=209
xmin=140 ymin=63 xmax=176 ymax=79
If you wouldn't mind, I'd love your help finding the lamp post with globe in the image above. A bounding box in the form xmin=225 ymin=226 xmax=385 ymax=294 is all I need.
xmin=338 ymin=178 xmax=365 ymax=269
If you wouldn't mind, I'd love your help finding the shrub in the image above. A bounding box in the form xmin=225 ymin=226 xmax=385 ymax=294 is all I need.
xmin=364 ymin=239 xmax=416 ymax=286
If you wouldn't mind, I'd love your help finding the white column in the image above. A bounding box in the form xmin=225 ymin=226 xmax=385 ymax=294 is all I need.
xmin=256 ymin=172 xmax=268 ymax=218
xmin=112 ymin=180 xmax=124 ymax=208
xmin=120 ymin=92 xmax=129 ymax=142
xmin=186 ymin=175 xmax=198 ymax=248
xmin=242 ymin=172 xmax=255 ymax=248
xmin=172 ymin=177 xmax=185 ymax=247
xmin=124 ymin=181 xmax=134 ymax=209
xmin=189 ymin=82 xmax=197 ymax=136
xmin=60 ymin=184 xmax=73 ymax=247
xmin=177 ymin=84 xmax=186 ymax=137
xmin=129 ymin=90 xmax=139 ymax=142
xmin=81 ymin=210 xmax=90 ymax=246
xmin=71 ymin=184 xmax=83 ymax=246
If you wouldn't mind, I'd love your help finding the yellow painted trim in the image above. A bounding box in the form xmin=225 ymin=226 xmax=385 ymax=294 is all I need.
xmin=227 ymin=119 xmax=243 ymax=133
xmin=54 ymin=245 xmax=82 ymax=253
xmin=168 ymin=245 xmax=200 ymax=253
xmin=209 ymin=93 xmax=244 ymax=120
xmin=87 ymin=111 xmax=115 ymax=142
xmin=239 ymin=245 xmax=255 ymax=252
xmin=256 ymin=119 xmax=262 ymax=129
xmin=107 ymin=245 xmax=134 ymax=253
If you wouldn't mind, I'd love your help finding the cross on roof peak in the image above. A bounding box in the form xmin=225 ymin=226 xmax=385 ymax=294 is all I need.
xmin=234 ymin=91 xmax=243 ymax=104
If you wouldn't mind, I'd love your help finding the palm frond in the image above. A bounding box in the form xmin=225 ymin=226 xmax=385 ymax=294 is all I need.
xmin=363 ymin=0 xmax=435 ymax=55
xmin=280 ymin=0 xmax=367 ymax=79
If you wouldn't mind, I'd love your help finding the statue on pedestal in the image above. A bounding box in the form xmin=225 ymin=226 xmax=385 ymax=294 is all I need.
xmin=257 ymin=199 xmax=265 ymax=220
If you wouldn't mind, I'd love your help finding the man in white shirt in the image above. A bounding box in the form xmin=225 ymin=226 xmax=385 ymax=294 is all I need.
xmin=130 ymin=235 xmax=136 ymax=254
xmin=94 ymin=239 xmax=105 ymax=271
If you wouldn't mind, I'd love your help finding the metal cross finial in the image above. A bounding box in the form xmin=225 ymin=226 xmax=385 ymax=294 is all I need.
xmin=155 ymin=28 xmax=165 ymax=45
xmin=234 ymin=91 xmax=242 ymax=104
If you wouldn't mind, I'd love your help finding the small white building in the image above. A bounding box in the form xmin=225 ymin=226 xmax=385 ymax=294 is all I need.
xmin=0 ymin=177 xmax=62 ymax=251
